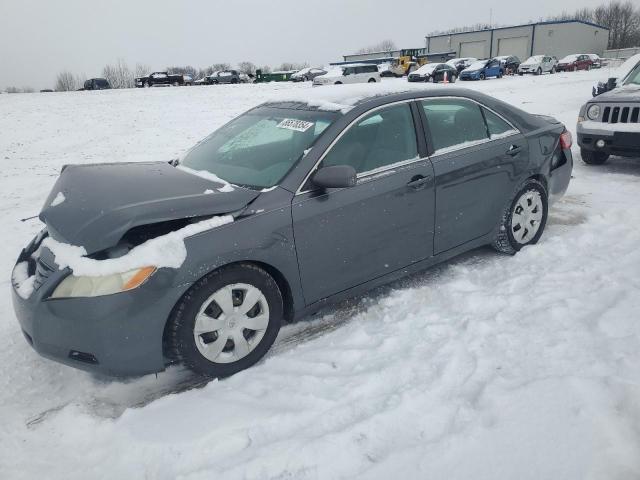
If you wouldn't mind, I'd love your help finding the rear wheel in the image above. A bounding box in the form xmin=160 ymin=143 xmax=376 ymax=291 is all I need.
xmin=168 ymin=264 xmax=283 ymax=377
xmin=144 ymin=81 xmax=150 ymax=88
xmin=493 ymin=179 xmax=548 ymax=254
xmin=536 ymin=68 xmax=542 ymax=75
xmin=334 ymin=81 xmax=343 ymax=85
xmin=450 ymin=74 xmax=457 ymax=83
xmin=550 ymin=66 xmax=556 ymax=74
xmin=581 ymin=149 xmax=609 ymax=165
xmin=172 ymin=81 xmax=179 ymax=87
xmin=368 ymin=78 xmax=376 ymax=83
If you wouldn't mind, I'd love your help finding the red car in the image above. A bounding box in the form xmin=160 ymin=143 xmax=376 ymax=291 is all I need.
xmin=556 ymin=54 xmax=593 ymax=72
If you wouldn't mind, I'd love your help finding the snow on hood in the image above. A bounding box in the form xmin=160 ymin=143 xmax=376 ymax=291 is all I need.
xmin=595 ymin=83 xmax=640 ymax=102
xmin=464 ymin=61 xmax=488 ymax=71
xmin=412 ymin=64 xmax=439 ymax=75
xmin=522 ymin=56 xmax=544 ymax=65
xmin=559 ymin=55 xmax=579 ymax=64
xmin=42 ymin=215 xmax=234 ymax=276
xmin=269 ymin=82 xmax=444 ymax=113
xmin=39 ymin=162 xmax=259 ymax=254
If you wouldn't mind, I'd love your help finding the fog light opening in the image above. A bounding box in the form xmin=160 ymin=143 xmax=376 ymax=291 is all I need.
xmin=596 ymin=139 xmax=606 ymax=148
xmin=68 ymin=350 xmax=99 ymax=365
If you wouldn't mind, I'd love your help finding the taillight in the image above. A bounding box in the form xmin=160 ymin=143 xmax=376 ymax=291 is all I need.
xmin=560 ymin=129 xmax=572 ymax=150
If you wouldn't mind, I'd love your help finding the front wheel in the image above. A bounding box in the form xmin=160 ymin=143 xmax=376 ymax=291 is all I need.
xmin=493 ymin=179 xmax=548 ymax=254
xmin=550 ymin=66 xmax=556 ymax=74
xmin=536 ymin=68 xmax=542 ymax=75
xmin=450 ymin=74 xmax=457 ymax=83
xmin=581 ymin=149 xmax=609 ymax=165
xmin=479 ymin=72 xmax=486 ymax=80
xmin=144 ymin=81 xmax=150 ymax=88
xmin=168 ymin=264 xmax=283 ymax=377
xmin=173 ymin=82 xmax=179 ymax=87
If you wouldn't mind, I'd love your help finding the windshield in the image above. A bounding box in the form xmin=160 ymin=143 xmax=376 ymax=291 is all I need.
xmin=524 ymin=56 xmax=543 ymax=64
xmin=623 ymin=63 xmax=640 ymax=86
xmin=467 ymin=61 xmax=487 ymax=70
xmin=181 ymin=106 xmax=338 ymax=188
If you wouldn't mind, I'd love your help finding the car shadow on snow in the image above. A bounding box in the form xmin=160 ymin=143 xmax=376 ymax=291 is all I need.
xmin=583 ymin=155 xmax=640 ymax=177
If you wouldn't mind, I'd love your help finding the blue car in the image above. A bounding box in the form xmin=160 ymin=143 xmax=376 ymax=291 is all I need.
xmin=460 ymin=59 xmax=504 ymax=80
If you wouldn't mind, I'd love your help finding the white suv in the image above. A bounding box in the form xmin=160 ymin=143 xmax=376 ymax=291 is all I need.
xmin=518 ymin=55 xmax=558 ymax=75
xmin=313 ymin=64 xmax=380 ymax=86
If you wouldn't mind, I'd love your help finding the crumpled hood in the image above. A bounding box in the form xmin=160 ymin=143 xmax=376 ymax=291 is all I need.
xmin=39 ymin=162 xmax=259 ymax=254
xmin=596 ymin=84 xmax=640 ymax=103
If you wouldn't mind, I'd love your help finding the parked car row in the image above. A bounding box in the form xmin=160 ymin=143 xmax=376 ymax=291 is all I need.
xmin=312 ymin=64 xmax=380 ymax=86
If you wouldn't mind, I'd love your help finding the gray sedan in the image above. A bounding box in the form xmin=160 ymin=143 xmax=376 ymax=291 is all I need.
xmin=12 ymin=87 xmax=573 ymax=377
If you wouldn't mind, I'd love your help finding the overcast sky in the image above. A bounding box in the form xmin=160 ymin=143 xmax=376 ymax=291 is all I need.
xmin=0 ymin=0 xmax=606 ymax=89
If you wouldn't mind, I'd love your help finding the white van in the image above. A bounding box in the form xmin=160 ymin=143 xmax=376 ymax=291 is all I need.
xmin=313 ymin=64 xmax=380 ymax=86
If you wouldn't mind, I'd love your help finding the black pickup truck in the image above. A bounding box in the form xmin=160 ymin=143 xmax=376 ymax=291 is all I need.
xmin=135 ymin=72 xmax=193 ymax=88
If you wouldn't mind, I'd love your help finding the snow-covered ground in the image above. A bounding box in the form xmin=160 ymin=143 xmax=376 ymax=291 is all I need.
xmin=1 ymin=71 xmax=639 ymax=479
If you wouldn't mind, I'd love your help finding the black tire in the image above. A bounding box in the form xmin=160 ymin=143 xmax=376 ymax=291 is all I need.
xmin=334 ymin=81 xmax=342 ymax=85
xmin=493 ymin=179 xmax=549 ymax=255
xmin=550 ymin=66 xmax=556 ymax=74
xmin=518 ymin=72 xmax=523 ymax=76
xmin=144 ymin=81 xmax=150 ymax=88
xmin=368 ymin=78 xmax=376 ymax=83
xmin=450 ymin=74 xmax=457 ymax=83
xmin=536 ymin=68 xmax=542 ymax=76
xmin=231 ymin=78 xmax=238 ymax=84
xmin=480 ymin=72 xmax=486 ymax=80
xmin=497 ymin=70 xmax=503 ymax=78
xmin=168 ymin=263 xmax=283 ymax=377
xmin=581 ymin=148 xmax=609 ymax=165
xmin=173 ymin=82 xmax=179 ymax=87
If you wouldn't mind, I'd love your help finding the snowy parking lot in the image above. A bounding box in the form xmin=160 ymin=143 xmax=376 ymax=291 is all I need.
xmin=1 ymin=71 xmax=639 ymax=479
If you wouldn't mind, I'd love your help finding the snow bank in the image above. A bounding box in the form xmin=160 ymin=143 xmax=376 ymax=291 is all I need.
xmin=42 ymin=215 xmax=233 ymax=276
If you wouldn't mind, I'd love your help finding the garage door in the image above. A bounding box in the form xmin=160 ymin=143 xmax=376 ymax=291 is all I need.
xmin=459 ymin=41 xmax=487 ymax=59
xmin=497 ymin=36 xmax=529 ymax=61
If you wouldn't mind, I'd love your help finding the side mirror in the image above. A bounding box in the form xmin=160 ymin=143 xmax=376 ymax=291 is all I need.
xmin=312 ymin=165 xmax=357 ymax=189
xmin=607 ymin=77 xmax=617 ymax=90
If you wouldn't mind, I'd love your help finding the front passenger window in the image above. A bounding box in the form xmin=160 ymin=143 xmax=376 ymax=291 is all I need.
xmin=421 ymin=99 xmax=489 ymax=153
xmin=322 ymin=103 xmax=418 ymax=174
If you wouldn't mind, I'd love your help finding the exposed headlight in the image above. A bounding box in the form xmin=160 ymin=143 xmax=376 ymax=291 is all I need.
xmin=586 ymin=104 xmax=600 ymax=120
xmin=50 ymin=266 xmax=156 ymax=298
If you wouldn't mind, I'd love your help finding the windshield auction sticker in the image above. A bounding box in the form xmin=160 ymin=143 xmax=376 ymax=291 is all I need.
xmin=277 ymin=119 xmax=314 ymax=132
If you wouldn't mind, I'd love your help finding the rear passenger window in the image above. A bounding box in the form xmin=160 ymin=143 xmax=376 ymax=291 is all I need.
xmin=323 ymin=104 xmax=418 ymax=174
xmin=482 ymin=108 xmax=516 ymax=139
xmin=421 ymin=99 xmax=489 ymax=153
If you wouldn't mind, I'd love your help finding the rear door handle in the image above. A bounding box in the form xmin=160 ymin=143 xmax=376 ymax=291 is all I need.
xmin=407 ymin=175 xmax=431 ymax=189
xmin=507 ymin=145 xmax=522 ymax=156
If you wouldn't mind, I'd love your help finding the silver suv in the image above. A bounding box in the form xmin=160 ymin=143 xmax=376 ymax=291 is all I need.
xmin=577 ymin=62 xmax=640 ymax=164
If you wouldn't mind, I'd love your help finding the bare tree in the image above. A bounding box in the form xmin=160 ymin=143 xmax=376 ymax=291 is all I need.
xmin=6 ymin=86 xmax=22 ymax=93
xmin=237 ymin=61 xmax=256 ymax=75
xmin=277 ymin=62 xmax=308 ymax=71
xmin=102 ymin=58 xmax=134 ymax=89
xmin=258 ymin=65 xmax=272 ymax=74
xmin=211 ymin=63 xmax=232 ymax=72
xmin=167 ymin=65 xmax=197 ymax=79
xmin=135 ymin=63 xmax=150 ymax=78
xmin=356 ymin=39 xmax=398 ymax=54
xmin=55 ymin=71 xmax=78 ymax=91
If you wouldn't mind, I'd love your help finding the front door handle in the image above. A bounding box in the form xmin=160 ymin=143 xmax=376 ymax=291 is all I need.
xmin=507 ymin=145 xmax=522 ymax=156
xmin=407 ymin=175 xmax=431 ymax=189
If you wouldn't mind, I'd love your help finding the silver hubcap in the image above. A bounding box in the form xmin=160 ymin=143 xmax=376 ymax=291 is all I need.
xmin=193 ymin=283 xmax=269 ymax=364
xmin=511 ymin=191 xmax=543 ymax=244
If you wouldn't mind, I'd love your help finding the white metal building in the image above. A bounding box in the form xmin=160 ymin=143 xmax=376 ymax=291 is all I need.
xmin=425 ymin=20 xmax=609 ymax=60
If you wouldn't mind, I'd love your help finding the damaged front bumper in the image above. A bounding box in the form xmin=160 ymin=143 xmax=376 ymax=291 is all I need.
xmin=11 ymin=233 xmax=179 ymax=377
